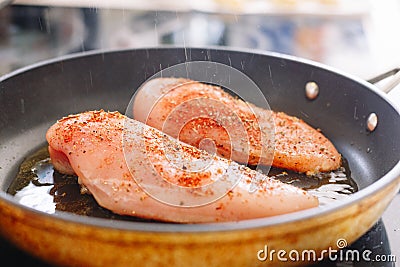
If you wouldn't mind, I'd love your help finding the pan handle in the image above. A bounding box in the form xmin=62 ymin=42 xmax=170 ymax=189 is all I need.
xmin=367 ymin=68 xmax=400 ymax=93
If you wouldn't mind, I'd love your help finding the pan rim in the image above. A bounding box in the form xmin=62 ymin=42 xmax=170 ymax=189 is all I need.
xmin=0 ymin=45 xmax=399 ymax=233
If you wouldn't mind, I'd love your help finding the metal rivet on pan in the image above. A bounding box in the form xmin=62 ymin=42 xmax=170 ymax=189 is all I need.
xmin=305 ymin=81 xmax=319 ymax=100
xmin=367 ymin=113 xmax=378 ymax=132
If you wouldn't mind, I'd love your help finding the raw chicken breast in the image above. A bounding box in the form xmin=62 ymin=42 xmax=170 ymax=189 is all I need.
xmin=133 ymin=78 xmax=341 ymax=174
xmin=46 ymin=110 xmax=318 ymax=223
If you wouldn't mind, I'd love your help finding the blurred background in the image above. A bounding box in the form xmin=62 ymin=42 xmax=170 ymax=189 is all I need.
xmin=1 ymin=0 xmax=400 ymax=82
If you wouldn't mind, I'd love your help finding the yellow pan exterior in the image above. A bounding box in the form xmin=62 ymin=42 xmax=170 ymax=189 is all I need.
xmin=0 ymin=178 xmax=399 ymax=267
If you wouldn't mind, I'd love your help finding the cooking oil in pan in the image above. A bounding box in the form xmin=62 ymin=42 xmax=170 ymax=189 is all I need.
xmin=8 ymin=145 xmax=358 ymax=221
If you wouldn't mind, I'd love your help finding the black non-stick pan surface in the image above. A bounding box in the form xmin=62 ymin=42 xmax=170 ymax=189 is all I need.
xmin=0 ymin=46 xmax=399 ymax=267
xmin=1 ymin=47 xmax=399 ymax=189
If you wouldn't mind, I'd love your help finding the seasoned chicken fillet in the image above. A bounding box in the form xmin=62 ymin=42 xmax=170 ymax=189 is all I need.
xmin=46 ymin=110 xmax=318 ymax=223
xmin=133 ymin=78 xmax=341 ymax=174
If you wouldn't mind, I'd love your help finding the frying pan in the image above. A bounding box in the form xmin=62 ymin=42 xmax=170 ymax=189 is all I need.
xmin=0 ymin=46 xmax=399 ymax=267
